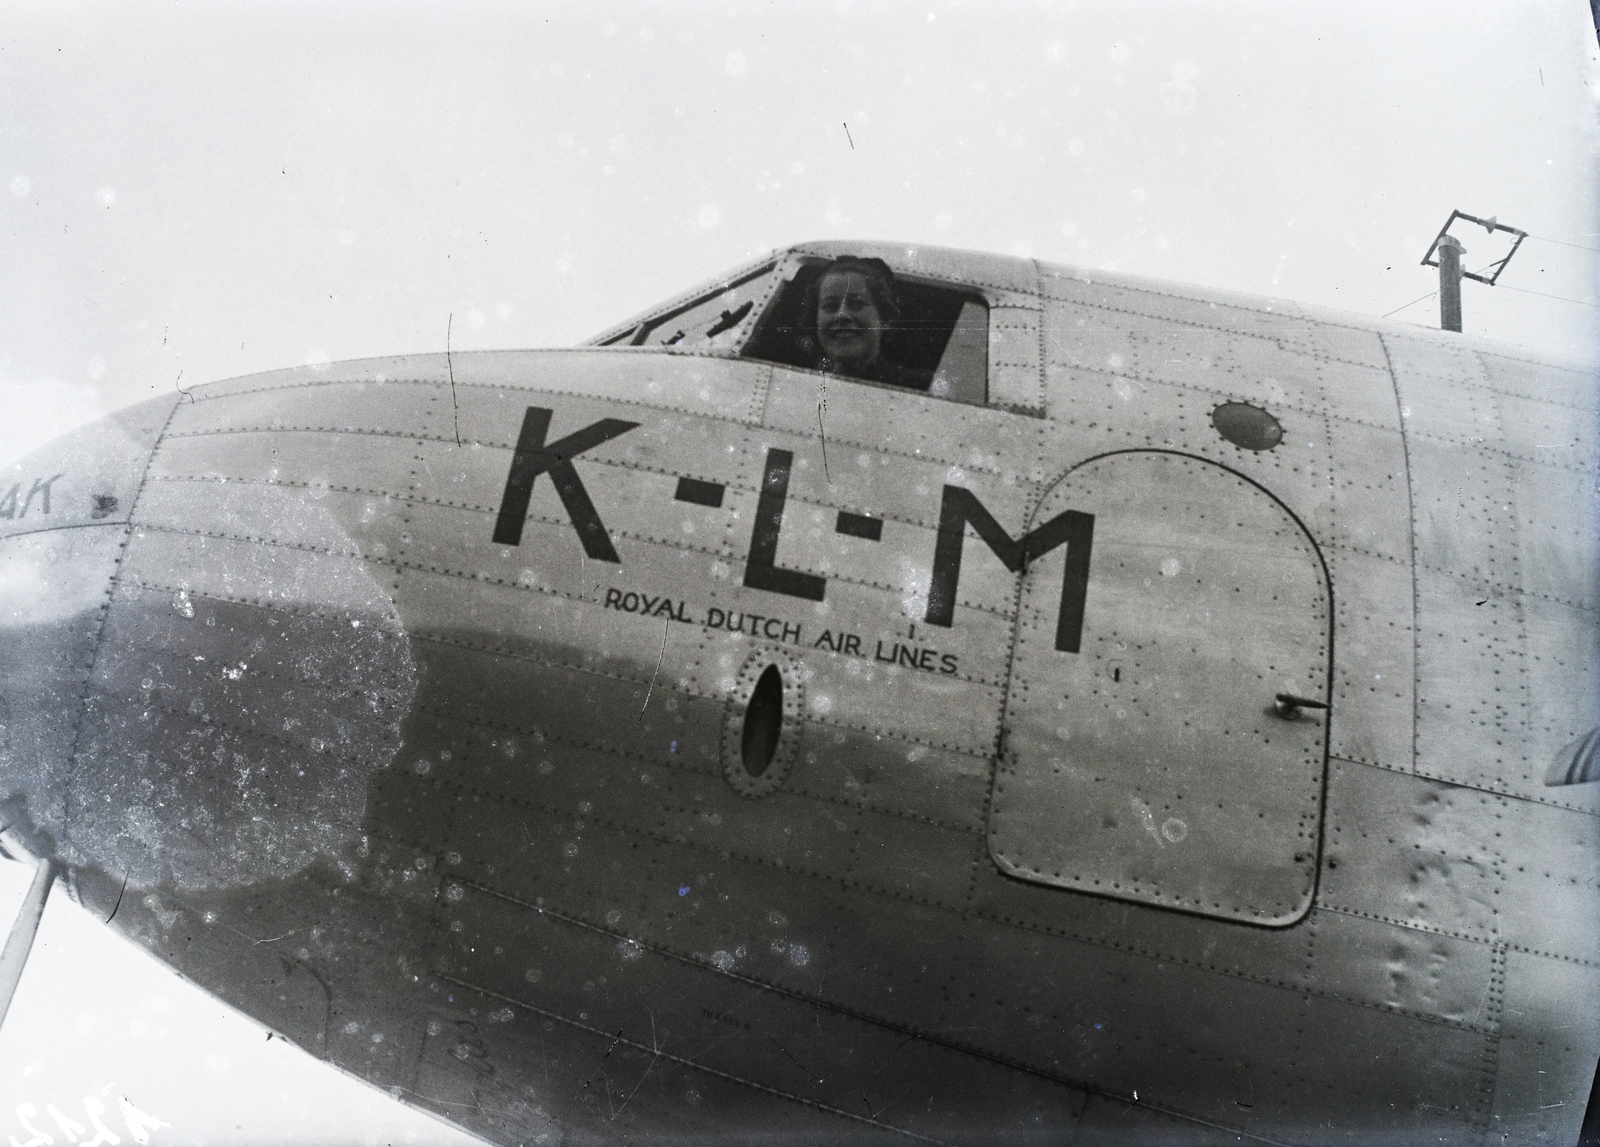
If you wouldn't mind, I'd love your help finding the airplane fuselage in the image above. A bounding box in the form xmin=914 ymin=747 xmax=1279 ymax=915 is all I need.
xmin=1 ymin=242 xmax=1595 ymax=1144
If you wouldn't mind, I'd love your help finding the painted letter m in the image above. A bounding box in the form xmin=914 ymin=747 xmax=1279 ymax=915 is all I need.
xmin=924 ymin=486 xmax=1094 ymax=653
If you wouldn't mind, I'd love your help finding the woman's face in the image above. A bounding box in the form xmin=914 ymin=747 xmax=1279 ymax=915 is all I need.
xmin=816 ymin=270 xmax=883 ymax=368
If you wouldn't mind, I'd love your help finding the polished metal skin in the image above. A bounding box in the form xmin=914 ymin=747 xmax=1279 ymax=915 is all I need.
xmin=1 ymin=241 xmax=1595 ymax=1144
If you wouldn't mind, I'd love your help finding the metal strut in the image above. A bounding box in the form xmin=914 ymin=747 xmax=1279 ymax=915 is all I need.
xmin=0 ymin=856 xmax=56 ymax=1029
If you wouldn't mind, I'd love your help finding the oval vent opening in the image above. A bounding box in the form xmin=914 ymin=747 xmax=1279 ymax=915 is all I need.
xmin=741 ymin=665 xmax=784 ymax=778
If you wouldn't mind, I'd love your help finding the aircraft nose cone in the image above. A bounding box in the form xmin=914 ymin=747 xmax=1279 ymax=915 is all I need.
xmin=1 ymin=389 xmax=418 ymax=895
xmin=0 ymin=395 xmax=180 ymax=861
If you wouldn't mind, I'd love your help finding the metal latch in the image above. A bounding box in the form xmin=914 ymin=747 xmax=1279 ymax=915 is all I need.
xmin=1273 ymin=693 xmax=1329 ymax=719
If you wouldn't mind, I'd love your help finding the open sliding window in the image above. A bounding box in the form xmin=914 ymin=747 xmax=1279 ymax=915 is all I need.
xmin=742 ymin=257 xmax=989 ymax=405
xmin=592 ymin=253 xmax=990 ymax=405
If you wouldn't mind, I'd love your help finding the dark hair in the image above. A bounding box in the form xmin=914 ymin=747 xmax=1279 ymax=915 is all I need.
xmin=801 ymin=256 xmax=902 ymax=325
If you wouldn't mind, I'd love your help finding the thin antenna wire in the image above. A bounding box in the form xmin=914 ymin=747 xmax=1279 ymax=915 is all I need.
xmin=447 ymin=313 xmax=462 ymax=447
xmin=1382 ymin=291 xmax=1436 ymax=319
xmin=1527 ymin=232 xmax=1600 ymax=255
xmin=1469 ymin=254 xmax=1599 ymax=308
xmin=1498 ymin=284 xmax=1600 ymax=308
xmin=1387 ymin=230 xmax=1597 ymax=323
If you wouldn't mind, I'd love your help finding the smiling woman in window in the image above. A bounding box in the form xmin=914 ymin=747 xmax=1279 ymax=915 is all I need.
xmin=804 ymin=257 xmax=935 ymax=390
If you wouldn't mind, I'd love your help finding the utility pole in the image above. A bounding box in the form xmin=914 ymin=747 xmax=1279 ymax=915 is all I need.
xmin=1436 ymin=234 xmax=1464 ymax=333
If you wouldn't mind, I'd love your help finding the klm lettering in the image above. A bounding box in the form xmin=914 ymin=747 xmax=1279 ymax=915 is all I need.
xmin=495 ymin=408 xmax=1094 ymax=653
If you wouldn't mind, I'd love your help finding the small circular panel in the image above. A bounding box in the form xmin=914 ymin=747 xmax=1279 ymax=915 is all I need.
xmin=1211 ymin=402 xmax=1283 ymax=451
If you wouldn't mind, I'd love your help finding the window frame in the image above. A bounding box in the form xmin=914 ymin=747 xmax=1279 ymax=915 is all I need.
xmin=738 ymin=256 xmax=991 ymax=406
xmin=591 ymin=259 xmax=780 ymax=350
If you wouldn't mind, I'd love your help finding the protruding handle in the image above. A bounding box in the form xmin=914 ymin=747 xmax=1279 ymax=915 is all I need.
xmin=1274 ymin=693 xmax=1329 ymax=719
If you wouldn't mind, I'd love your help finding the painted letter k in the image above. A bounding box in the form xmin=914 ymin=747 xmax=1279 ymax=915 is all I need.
xmin=492 ymin=406 xmax=639 ymax=560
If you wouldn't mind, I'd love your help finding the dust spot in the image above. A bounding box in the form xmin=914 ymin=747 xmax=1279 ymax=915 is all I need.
xmin=896 ymin=557 xmax=931 ymax=620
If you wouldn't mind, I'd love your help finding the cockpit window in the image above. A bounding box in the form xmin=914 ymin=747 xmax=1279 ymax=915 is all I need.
xmin=742 ymin=259 xmax=989 ymax=404
xmin=596 ymin=261 xmax=781 ymax=351
xmin=590 ymin=253 xmax=990 ymax=405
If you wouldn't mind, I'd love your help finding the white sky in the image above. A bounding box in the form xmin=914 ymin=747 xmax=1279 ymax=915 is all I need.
xmin=1 ymin=1 xmax=1597 ymax=1141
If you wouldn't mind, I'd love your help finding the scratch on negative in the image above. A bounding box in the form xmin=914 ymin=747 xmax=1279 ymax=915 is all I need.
xmin=639 ymin=618 xmax=669 ymax=721
xmin=104 ymin=873 xmax=129 ymax=924
xmin=818 ymin=377 xmax=831 ymax=485
xmin=387 ymin=1084 xmax=479 ymax=1109
xmin=282 ymin=107 xmax=332 ymax=175
xmin=1467 ymin=975 xmax=1493 ymax=1028
xmin=610 ymin=1009 xmax=661 ymax=1120
xmin=252 ymin=928 xmax=300 ymax=945
xmin=767 ymin=1033 xmax=814 ymax=1078
xmin=447 ymin=313 xmax=462 ymax=447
